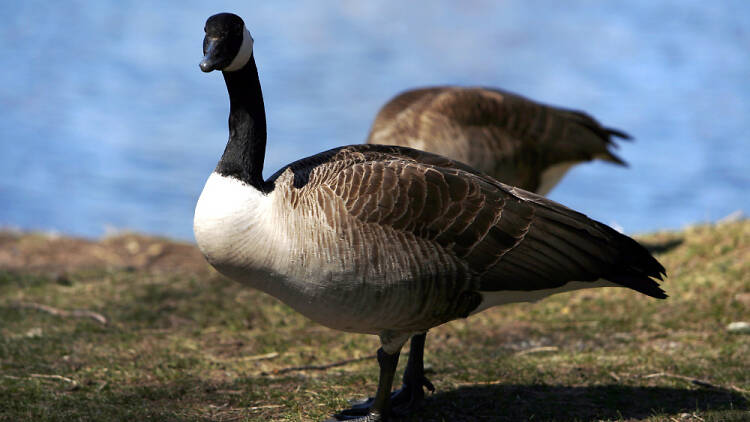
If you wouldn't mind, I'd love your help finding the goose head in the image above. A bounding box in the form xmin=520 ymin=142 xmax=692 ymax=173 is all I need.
xmin=200 ymin=13 xmax=254 ymax=73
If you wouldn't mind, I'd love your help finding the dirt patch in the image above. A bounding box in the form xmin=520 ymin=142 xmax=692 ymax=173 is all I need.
xmin=0 ymin=231 xmax=210 ymax=276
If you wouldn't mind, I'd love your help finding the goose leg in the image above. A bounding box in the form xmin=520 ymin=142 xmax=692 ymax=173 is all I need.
xmin=338 ymin=333 xmax=434 ymax=418
xmin=333 ymin=348 xmax=400 ymax=421
xmin=390 ymin=332 xmax=434 ymax=414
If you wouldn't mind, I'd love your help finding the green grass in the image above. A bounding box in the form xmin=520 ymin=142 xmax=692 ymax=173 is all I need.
xmin=0 ymin=221 xmax=748 ymax=421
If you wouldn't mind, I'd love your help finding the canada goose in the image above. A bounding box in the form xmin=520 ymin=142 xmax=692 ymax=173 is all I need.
xmin=193 ymin=13 xmax=666 ymax=421
xmin=367 ymin=86 xmax=630 ymax=196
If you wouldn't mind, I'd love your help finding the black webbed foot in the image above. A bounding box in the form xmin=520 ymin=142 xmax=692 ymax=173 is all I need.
xmin=329 ymin=347 xmax=400 ymax=422
xmin=335 ymin=333 xmax=433 ymax=419
xmin=336 ymin=370 xmax=434 ymax=418
xmin=390 ymin=371 xmax=435 ymax=415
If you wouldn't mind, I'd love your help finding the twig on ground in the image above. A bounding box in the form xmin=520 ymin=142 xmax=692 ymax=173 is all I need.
xmin=4 ymin=373 xmax=80 ymax=390
xmin=10 ymin=301 xmax=108 ymax=325
xmin=608 ymin=371 xmax=621 ymax=382
xmin=515 ymin=346 xmax=558 ymax=356
xmin=207 ymin=351 xmax=281 ymax=365
xmin=455 ymin=379 xmax=505 ymax=388
xmin=242 ymin=352 xmax=280 ymax=361
xmin=30 ymin=373 xmax=79 ymax=390
xmin=247 ymin=405 xmax=283 ymax=411
xmin=262 ymin=355 xmax=375 ymax=376
xmin=642 ymin=372 xmax=749 ymax=393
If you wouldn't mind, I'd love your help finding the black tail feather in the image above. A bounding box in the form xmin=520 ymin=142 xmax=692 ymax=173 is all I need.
xmin=605 ymin=228 xmax=667 ymax=299
xmin=606 ymin=127 xmax=633 ymax=141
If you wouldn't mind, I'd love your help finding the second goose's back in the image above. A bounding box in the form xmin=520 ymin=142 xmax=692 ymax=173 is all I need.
xmin=366 ymin=86 xmax=629 ymax=195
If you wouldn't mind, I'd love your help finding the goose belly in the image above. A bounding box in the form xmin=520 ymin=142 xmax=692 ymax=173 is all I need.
xmin=218 ymin=239 xmax=469 ymax=335
xmin=536 ymin=161 xmax=579 ymax=195
xmin=220 ymin=265 xmax=413 ymax=334
xmin=209 ymin=256 xmax=465 ymax=335
xmin=263 ymin=222 xmax=476 ymax=334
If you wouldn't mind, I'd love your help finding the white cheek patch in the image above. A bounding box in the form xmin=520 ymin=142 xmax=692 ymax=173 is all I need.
xmin=224 ymin=26 xmax=254 ymax=72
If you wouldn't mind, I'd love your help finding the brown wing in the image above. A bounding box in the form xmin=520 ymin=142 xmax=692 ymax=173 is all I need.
xmin=439 ymin=88 xmax=628 ymax=165
xmin=313 ymin=145 xmax=665 ymax=298
xmin=366 ymin=86 xmax=629 ymax=192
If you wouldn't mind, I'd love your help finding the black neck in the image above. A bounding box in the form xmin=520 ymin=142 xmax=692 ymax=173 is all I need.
xmin=215 ymin=55 xmax=269 ymax=191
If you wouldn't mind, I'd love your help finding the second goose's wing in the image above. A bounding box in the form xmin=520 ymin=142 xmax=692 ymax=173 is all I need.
xmin=367 ymin=87 xmax=629 ymax=191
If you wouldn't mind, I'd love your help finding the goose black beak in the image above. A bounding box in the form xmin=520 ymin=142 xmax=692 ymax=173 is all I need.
xmin=200 ymin=38 xmax=221 ymax=72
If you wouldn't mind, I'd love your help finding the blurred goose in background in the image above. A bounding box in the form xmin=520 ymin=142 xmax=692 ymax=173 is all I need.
xmin=193 ymin=13 xmax=666 ymax=421
xmin=367 ymin=86 xmax=630 ymax=196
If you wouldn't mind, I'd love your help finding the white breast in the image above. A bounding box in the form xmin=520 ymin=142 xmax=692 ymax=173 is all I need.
xmin=193 ymin=172 xmax=279 ymax=271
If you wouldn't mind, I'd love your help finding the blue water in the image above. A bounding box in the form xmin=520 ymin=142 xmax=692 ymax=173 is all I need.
xmin=1 ymin=1 xmax=748 ymax=240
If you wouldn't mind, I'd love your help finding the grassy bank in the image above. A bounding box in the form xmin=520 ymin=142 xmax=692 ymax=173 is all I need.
xmin=0 ymin=221 xmax=748 ymax=421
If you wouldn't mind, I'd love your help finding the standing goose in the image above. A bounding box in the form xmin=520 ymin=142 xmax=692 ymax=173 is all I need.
xmin=367 ymin=86 xmax=630 ymax=196
xmin=193 ymin=13 xmax=666 ymax=422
